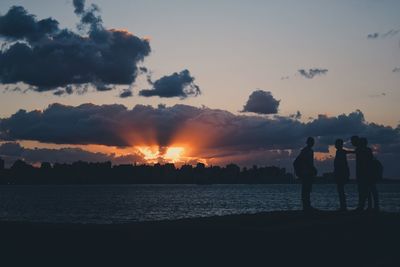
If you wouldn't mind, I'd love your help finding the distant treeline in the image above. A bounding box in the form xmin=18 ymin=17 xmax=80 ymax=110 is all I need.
xmin=0 ymin=158 xmax=397 ymax=185
xmin=0 ymin=158 xmax=296 ymax=184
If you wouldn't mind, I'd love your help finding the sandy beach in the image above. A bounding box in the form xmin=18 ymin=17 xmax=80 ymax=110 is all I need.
xmin=1 ymin=211 xmax=399 ymax=266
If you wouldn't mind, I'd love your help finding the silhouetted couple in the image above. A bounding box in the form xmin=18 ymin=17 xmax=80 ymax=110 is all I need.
xmin=294 ymin=136 xmax=381 ymax=213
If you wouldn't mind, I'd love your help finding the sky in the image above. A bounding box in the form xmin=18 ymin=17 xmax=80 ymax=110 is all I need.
xmin=0 ymin=0 xmax=399 ymax=176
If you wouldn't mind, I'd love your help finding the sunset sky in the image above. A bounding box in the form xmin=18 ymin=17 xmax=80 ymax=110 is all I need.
xmin=0 ymin=0 xmax=399 ymax=177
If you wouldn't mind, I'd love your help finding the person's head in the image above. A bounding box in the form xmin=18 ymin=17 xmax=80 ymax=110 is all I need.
xmin=359 ymin=137 xmax=368 ymax=148
xmin=306 ymin=137 xmax=315 ymax=147
xmin=351 ymin=135 xmax=359 ymax=147
xmin=335 ymin=139 xmax=344 ymax=150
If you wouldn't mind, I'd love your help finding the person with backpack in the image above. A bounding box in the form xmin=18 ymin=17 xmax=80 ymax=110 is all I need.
xmin=294 ymin=137 xmax=318 ymax=212
xmin=333 ymin=139 xmax=350 ymax=211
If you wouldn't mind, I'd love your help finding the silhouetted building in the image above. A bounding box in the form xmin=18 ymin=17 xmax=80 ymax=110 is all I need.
xmin=11 ymin=159 xmax=33 ymax=171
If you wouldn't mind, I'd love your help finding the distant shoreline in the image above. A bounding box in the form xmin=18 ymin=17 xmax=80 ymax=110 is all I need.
xmin=1 ymin=160 xmax=399 ymax=185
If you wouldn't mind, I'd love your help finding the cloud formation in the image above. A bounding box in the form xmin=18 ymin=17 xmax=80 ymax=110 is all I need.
xmin=0 ymin=6 xmax=59 ymax=42
xmin=139 ymin=70 xmax=200 ymax=99
xmin=0 ymin=142 xmax=145 ymax=166
xmin=242 ymin=90 xmax=280 ymax=115
xmin=289 ymin=111 xmax=302 ymax=120
xmin=367 ymin=29 xmax=400 ymax=39
xmin=393 ymin=67 xmax=400 ymax=73
xmin=119 ymin=89 xmax=133 ymax=98
xmin=0 ymin=3 xmax=150 ymax=92
xmin=73 ymin=0 xmax=85 ymax=15
xmin=367 ymin=33 xmax=379 ymax=39
xmin=369 ymin=93 xmax=386 ymax=98
xmin=298 ymin=68 xmax=328 ymax=79
xmin=0 ymin=103 xmax=399 ymax=176
xmin=0 ymin=103 xmax=398 ymax=151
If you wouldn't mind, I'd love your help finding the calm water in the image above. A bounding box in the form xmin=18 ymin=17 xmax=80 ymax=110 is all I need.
xmin=0 ymin=184 xmax=399 ymax=224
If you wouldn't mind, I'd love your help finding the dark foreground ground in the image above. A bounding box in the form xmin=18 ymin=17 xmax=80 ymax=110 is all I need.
xmin=1 ymin=211 xmax=399 ymax=267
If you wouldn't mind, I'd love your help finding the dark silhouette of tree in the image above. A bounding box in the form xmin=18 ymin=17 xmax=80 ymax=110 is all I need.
xmin=0 ymin=157 xmax=295 ymax=185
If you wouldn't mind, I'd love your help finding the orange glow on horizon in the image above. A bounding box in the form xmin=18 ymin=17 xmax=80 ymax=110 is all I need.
xmin=164 ymin=147 xmax=184 ymax=163
xmin=136 ymin=146 xmax=160 ymax=161
xmin=15 ymin=141 xmax=207 ymax=166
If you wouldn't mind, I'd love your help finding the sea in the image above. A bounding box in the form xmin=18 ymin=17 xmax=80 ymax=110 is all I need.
xmin=0 ymin=184 xmax=399 ymax=224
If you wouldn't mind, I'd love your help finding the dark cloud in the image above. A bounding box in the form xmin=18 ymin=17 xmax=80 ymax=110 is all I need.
xmin=242 ymin=90 xmax=280 ymax=115
xmin=289 ymin=111 xmax=302 ymax=120
xmin=0 ymin=103 xmax=399 ymax=176
xmin=367 ymin=29 xmax=400 ymax=39
xmin=393 ymin=67 xmax=400 ymax=73
xmin=0 ymin=142 xmax=24 ymax=157
xmin=383 ymin=29 xmax=400 ymax=38
xmin=367 ymin=33 xmax=379 ymax=39
xmin=0 ymin=6 xmax=59 ymax=42
xmin=0 ymin=103 xmax=398 ymax=151
xmin=77 ymin=2 xmax=102 ymax=30
xmin=139 ymin=70 xmax=200 ymax=99
xmin=298 ymin=68 xmax=328 ymax=79
xmin=73 ymin=0 xmax=85 ymax=15
xmin=304 ymin=111 xmax=367 ymax=142
xmin=0 ymin=142 xmax=145 ymax=167
xmin=119 ymin=89 xmax=133 ymax=98
xmin=0 ymin=103 xmax=201 ymax=147
xmin=369 ymin=92 xmax=386 ymax=98
xmin=0 ymin=4 xmax=151 ymax=92
xmin=53 ymin=85 xmax=74 ymax=96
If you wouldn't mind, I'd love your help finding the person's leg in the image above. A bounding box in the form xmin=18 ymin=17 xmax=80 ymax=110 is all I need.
xmin=370 ymin=183 xmax=379 ymax=211
xmin=357 ymin=182 xmax=368 ymax=210
xmin=301 ymin=179 xmax=312 ymax=210
xmin=337 ymin=183 xmax=347 ymax=210
xmin=356 ymin=182 xmax=363 ymax=210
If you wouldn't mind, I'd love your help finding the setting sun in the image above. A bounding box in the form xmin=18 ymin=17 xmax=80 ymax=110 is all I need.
xmin=136 ymin=146 xmax=160 ymax=161
xmin=164 ymin=147 xmax=185 ymax=163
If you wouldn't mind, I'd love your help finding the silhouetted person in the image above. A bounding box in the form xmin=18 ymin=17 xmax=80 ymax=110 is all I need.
xmin=359 ymin=138 xmax=380 ymax=211
xmin=351 ymin=136 xmax=362 ymax=209
xmin=351 ymin=136 xmax=375 ymax=211
xmin=333 ymin=139 xmax=350 ymax=211
xmin=294 ymin=137 xmax=317 ymax=212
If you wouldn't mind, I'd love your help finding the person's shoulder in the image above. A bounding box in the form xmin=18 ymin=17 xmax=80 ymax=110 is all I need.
xmin=301 ymin=147 xmax=309 ymax=152
xmin=302 ymin=147 xmax=313 ymax=154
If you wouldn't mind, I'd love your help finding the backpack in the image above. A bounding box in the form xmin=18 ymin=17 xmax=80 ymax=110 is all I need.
xmin=293 ymin=154 xmax=303 ymax=178
xmin=371 ymin=158 xmax=383 ymax=181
